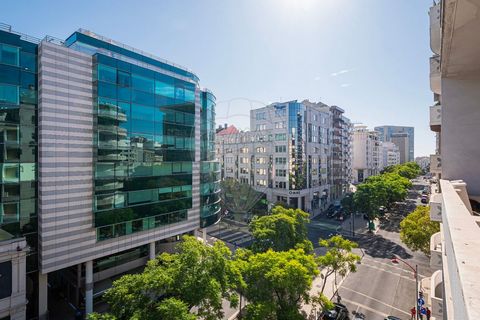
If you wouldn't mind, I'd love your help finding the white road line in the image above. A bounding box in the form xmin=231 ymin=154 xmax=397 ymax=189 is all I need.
xmin=341 ymin=298 xmax=388 ymax=318
xmin=340 ymin=286 xmax=410 ymax=316
xmin=361 ymin=257 xmax=429 ymax=278
xmin=359 ymin=262 xmax=424 ymax=282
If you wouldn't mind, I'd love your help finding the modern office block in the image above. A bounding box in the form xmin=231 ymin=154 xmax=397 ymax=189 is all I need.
xmin=0 ymin=23 xmax=219 ymax=319
xmin=352 ymin=125 xmax=381 ymax=183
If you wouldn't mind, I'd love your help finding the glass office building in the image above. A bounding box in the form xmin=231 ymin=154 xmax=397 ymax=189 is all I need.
xmin=0 ymin=23 xmax=219 ymax=319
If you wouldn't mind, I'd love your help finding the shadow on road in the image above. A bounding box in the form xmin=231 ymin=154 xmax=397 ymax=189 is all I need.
xmin=355 ymin=234 xmax=413 ymax=259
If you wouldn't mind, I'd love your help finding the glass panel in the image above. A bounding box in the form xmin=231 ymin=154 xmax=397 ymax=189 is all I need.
xmin=132 ymin=74 xmax=154 ymax=93
xmin=20 ymin=51 xmax=36 ymax=72
xmin=117 ymin=86 xmax=131 ymax=102
xmin=131 ymin=104 xmax=154 ymax=121
xmin=117 ymin=70 xmax=131 ymax=87
xmin=98 ymin=64 xmax=117 ymax=83
xmin=98 ymin=82 xmax=117 ymax=99
xmin=20 ymin=163 xmax=36 ymax=181
xmin=154 ymin=80 xmax=174 ymax=98
xmin=1 ymin=164 xmax=19 ymax=183
xmin=96 ymin=163 xmax=114 ymax=179
xmin=132 ymin=90 xmax=154 ymax=105
xmin=0 ymin=64 xmax=20 ymax=85
xmin=0 ymin=44 xmax=20 ymax=66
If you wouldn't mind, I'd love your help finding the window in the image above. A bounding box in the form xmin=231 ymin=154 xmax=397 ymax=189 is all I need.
xmin=256 ymin=179 xmax=267 ymax=186
xmin=275 ymin=169 xmax=286 ymax=177
xmin=117 ymin=70 xmax=131 ymax=87
xmin=275 ymin=181 xmax=287 ymax=189
xmin=0 ymin=84 xmax=19 ymax=104
xmin=256 ymin=157 xmax=266 ymax=164
xmin=240 ymin=167 xmax=249 ymax=174
xmin=275 ymin=121 xmax=286 ymax=129
xmin=275 ymin=108 xmax=286 ymax=117
xmin=275 ymin=134 xmax=286 ymax=141
xmin=256 ymin=124 xmax=266 ymax=131
xmin=20 ymin=51 xmax=36 ymax=72
xmin=226 ymin=157 xmax=234 ymax=164
xmin=132 ymin=74 xmax=154 ymax=93
xmin=98 ymin=64 xmax=117 ymax=83
xmin=275 ymin=157 xmax=287 ymax=165
xmin=256 ymin=146 xmax=266 ymax=153
xmin=155 ymin=80 xmax=175 ymax=98
xmin=240 ymin=147 xmax=249 ymax=153
xmin=255 ymin=112 xmax=266 ymax=120
xmin=0 ymin=44 xmax=19 ymax=66
xmin=240 ymin=178 xmax=249 ymax=184
xmin=256 ymin=168 xmax=267 ymax=175
xmin=240 ymin=157 xmax=249 ymax=164
xmin=275 ymin=145 xmax=286 ymax=153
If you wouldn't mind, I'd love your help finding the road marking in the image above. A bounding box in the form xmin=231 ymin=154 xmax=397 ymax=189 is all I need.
xmin=361 ymin=257 xmax=429 ymax=278
xmin=359 ymin=263 xmax=418 ymax=282
xmin=341 ymin=297 xmax=388 ymax=318
xmin=340 ymin=286 xmax=410 ymax=316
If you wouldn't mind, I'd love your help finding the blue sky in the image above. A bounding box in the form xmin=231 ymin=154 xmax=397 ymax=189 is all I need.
xmin=2 ymin=0 xmax=435 ymax=156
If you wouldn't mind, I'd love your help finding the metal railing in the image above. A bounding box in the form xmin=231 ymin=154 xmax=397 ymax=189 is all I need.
xmin=0 ymin=22 xmax=41 ymax=44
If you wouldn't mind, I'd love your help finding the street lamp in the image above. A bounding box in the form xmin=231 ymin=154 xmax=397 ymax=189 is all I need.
xmin=391 ymin=255 xmax=419 ymax=320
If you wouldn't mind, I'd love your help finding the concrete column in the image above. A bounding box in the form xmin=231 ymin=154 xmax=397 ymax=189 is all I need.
xmin=149 ymin=242 xmax=156 ymax=260
xmin=202 ymin=228 xmax=207 ymax=243
xmin=85 ymin=260 xmax=93 ymax=315
xmin=38 ymin=273 xmax=48 ymax=320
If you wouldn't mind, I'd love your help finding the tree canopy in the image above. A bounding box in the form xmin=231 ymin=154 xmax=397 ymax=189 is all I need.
xmin=236 ymin=248 xmax=318 ymax=320
xmin=400 ymin=205 xmax=440 ymax=256
xmin=249 ymin=206 xmax=313 ymax=253
xmin=89 ymin=236 xmax=241 ymax=320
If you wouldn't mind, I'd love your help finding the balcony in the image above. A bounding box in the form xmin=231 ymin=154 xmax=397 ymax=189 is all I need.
xmin=429 ymin=2 xmax=441 ymax=55
xmin=430 ymin=55 xmax=441 ymax=94
xmin=430 ymin=154 xmax=442 ymax=174
xmin=429 ymin=192 xmax=442 ymax=222
xmin=430 ymin=104 xmax=441 ymax=132
xmin=430 ymin=231 xmax=442 ymax=270
xmin=430 ymin=270 xmax=444 ymax=319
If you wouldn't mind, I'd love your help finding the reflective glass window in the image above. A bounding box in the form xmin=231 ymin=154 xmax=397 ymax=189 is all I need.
xmin=98 ymin=82 xmax=117 ymax=99
xmin=0 ymin=84 xmax=19 ymax=105
xmin=131 ymin=104 xmax=153 ymax=121
xmin=0 ymin=44 xmax=20 ymax=66
xmin=96 ymin=163 xmax=114 ymax=179
xmin=20 ymin=51 xmax=36 ymax=72
xmin=154 ymin=80 xmax=174 ymax=98
xmin=117 ymin=87 xmax=131 ymax=101
xmin=117 ymin=70 xmax=131 ymax=87
xmin=131 ymin=119 xmax=154 ymax=134
xmin=98 ymin=64 xmax=117 ymax=83
xmin=132 ymin=90 xmax=154 ymax=105
xmin=0 ymin=64 xmax=20 ymax=85
xmin=20 ymin=163 xmax=35 ymax=182
xmin=132 ymin=74 xmax=154 ymax=93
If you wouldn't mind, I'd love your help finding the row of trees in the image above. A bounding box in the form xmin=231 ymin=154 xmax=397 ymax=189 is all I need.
xmin=89 ymin=206 xmax=360 ymax=320
xmin=342 ymin=162 xmax=421 ymax=221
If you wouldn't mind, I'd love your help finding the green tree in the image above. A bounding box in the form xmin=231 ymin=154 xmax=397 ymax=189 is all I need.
xmin=236 ymin=248 xmax=318 ymax=320
xmin=400 ymin=206 xmax=440 ymax=256
xmin=340 ymin=193 xmax=355 ymax=214
xmin=316 ymin=235 xmax=361 ymax=296
xmin=249 ymin=206 xmax=313 ymax=253
xmin=353 ymin=182 xmax=386 ymax=219
xmin=92 ymin=236 xmax=241 ymax=320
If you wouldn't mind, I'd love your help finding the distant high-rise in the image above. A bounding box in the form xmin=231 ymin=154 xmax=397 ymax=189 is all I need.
xmin=374 ymin=125 xmax=414 ymax=163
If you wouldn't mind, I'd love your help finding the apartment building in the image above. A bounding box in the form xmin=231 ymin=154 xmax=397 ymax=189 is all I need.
xmin=379 ymin=141 xmax=400 ymax=169
xmin=374 ymin=125 xmax=414 ymax=163
xmin=216 ymin=100 xmax=352 ymax=214
xmin=0 ymin=24 xmax=219 ymax=319
xmin=352 ymin=125 xmax=381 ymax=183
xmin=425 ymin=1 xmax=480 ymax=319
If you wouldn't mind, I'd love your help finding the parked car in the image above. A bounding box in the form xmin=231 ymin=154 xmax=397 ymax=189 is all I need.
xmin=318 ymin=303 xmax=349 ymax=320
xmin=384 ymin=316 xmax=402 ymax=320
xmin=421 ymin=195 xmax=429 ymax=204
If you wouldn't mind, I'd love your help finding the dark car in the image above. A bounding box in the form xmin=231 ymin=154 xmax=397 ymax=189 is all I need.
xmin=384 ymin=316 xmax=402 ymax=320
xmin=318 ymin=303 xmax=349 ymax=320
xmin=421 ymin=195 xmax=429 ymax=204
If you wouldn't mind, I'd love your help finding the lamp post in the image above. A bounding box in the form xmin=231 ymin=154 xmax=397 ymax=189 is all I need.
xmin=391 ymin=256 xmax=419 ymax=320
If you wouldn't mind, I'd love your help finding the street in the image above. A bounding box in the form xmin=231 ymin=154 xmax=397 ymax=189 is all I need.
xmin=335 ymin=178 xmax=432 ymax=320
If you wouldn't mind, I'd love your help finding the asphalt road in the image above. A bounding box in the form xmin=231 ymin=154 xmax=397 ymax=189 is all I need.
xmin=336 ymin=178 xmax=433 ymax=320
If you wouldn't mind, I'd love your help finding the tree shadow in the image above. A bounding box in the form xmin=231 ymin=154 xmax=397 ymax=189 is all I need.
xmin=353 ymin=234 xmax=413 ymax=260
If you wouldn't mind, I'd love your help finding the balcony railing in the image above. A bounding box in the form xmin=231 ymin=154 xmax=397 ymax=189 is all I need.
xmin=429 ymin=2 xmax=441 ymax=55
xmin=430 ymin=104 xmax=441 ymax=132
xmin=430 ymin=231 xmax=442 ymax=270
xmin=430 ymin=55 xmax=441 ymax=94
xmin=430 ymin=270 xmax=444 ymax=319
xmin=429 ymin=192 xmax=442 ymax=222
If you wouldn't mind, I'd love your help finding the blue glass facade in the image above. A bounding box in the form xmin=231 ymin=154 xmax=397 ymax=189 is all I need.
xmin=200 ymin=91 xmax=221 ymax=227
xmin=287 ymin=102 xmax=306 ymax=190
xmin=91 ymin=52 xmax=198 ymax=240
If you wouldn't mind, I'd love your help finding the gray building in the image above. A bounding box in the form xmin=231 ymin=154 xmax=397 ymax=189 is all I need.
xmin=374 ymin=125 xmax=414 ymax=163
xmin=216 ymin=100 xmax=352 ymax=214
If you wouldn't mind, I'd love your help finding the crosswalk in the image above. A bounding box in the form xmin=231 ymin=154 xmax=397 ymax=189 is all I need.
xmin=207 ymin=225 xmax=254 ymax=247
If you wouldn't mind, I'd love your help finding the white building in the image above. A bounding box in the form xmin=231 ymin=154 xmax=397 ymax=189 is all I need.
xmin=425 ymin=1 xmax=480 ymax=319
xmin=379 ymin=141 xmax=401 ymax=170
xmin=352 ymin=125 xmax=381 ymax=183
xmin=216 ymin=100 xmax=352 ymax=214
xmin=415 ymin=156 xmax=430 ymax=172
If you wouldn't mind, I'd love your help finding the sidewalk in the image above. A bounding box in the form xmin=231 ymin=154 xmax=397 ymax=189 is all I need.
xmin=302 ymin=248 xmax=364 ymax=318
